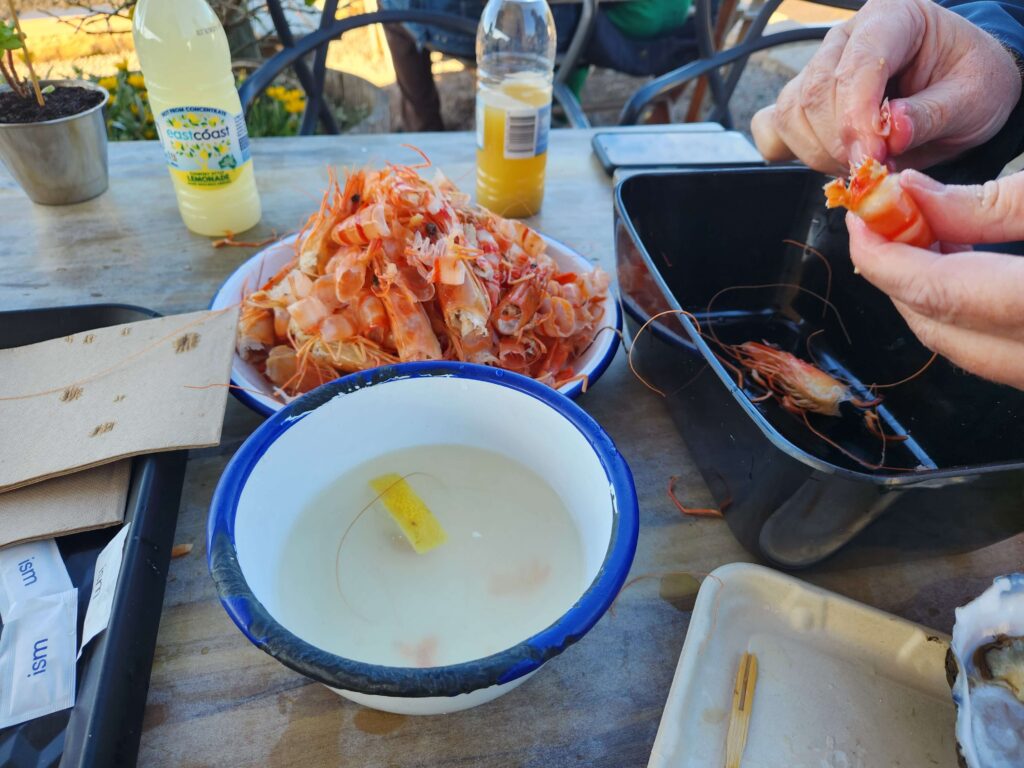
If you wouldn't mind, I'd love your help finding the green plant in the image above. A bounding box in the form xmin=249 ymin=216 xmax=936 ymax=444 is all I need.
xmin=1 ymin=2 xmax=44 ymax=106
xmin=82 ymin=66 xmax=155 ymax=140
xmin=235 ymin=84 xmax=369 ymax=138
xmin=0 ymin=20 xmax=25 ymax=96
xmin=87 ymin=66 xmax=368 ymax=142
xmin=245 ymin=84 xmax=307 ymax=137
xmin=246 ymin=85 xmax=370 ymax=138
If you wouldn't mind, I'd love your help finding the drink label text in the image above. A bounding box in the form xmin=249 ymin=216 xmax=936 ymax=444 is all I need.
xmin=155 ymin=106 xmax=253 ymax=189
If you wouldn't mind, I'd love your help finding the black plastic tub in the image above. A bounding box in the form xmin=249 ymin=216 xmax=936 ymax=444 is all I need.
xmin=614 ymin=167 xmax=1024 ymax=568
xmin=0 ymin=304 xmax=188 ymax=768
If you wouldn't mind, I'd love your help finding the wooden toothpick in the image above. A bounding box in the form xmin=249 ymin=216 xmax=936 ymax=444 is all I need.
xmin=724 ymin=652 xmax=758 ymax=768
xmin=5 ymin=0 xmax=44 ymax=107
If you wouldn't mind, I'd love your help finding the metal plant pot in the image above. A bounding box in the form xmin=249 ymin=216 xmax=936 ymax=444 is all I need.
xmin=0 ymin=79 xmax=110 ymax=205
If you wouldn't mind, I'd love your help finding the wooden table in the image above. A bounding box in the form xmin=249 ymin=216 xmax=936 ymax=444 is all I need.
xmin=1 ymin=132 xmax=1021 ymax=768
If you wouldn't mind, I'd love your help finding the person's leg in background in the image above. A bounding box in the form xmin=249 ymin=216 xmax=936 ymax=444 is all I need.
xmin=383 ymin=23 xmax=445 ymax=132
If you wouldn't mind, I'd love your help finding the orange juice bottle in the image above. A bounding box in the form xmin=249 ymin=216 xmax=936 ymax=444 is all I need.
xmin=475 ymin=0 xmax=556 ymax=218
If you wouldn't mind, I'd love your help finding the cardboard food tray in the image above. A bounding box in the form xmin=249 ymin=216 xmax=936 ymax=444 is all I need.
xmin=0 ymin=304 xmax=188 ymax=768
xmin=647 ymin=563 xmax=958 ymax=767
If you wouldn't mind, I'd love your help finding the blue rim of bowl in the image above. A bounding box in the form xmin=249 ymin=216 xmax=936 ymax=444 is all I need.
xmin=209 ymin=235 xmax=622 ymax=417
xmin=207 ymin=361 xmax=639 ymax=698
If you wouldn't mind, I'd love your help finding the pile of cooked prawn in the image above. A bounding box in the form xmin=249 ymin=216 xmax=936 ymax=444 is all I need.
xmin=237 ymin=152 xmax=610 ymax=397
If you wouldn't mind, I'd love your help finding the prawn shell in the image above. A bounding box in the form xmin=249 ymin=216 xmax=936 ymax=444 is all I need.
xmin=824 ymin=158 xmax=935 ymax=248
xmin=855 ymin=175 xmax=934 ymax=248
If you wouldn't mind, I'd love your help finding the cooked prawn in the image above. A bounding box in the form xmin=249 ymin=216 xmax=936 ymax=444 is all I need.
xmin=236 ymin=153 xmax=610 ymax=397
xmin=728 ymin=341 xmax=877 ymax=417
xmin=824 ymin=157 xmax=935 ymax=248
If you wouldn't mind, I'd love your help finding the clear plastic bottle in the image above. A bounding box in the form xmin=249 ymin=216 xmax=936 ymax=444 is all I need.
xmin=133 ymin=0 xmax=262 ymax=236
xmin=475 ymin=0 xmax=556 ymax=218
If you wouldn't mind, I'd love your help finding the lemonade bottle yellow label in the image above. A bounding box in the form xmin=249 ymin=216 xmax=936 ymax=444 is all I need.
xmin=155 ymin=106 xmax=252 ymax=189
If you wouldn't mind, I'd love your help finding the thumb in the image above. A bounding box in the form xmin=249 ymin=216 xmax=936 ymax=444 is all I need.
xmin=900 ymin=169 xmax=1024 ymax=244
xmin=885 ymin=81 xmax=975 ymax=157
xmin=883 ymin=97 xmax=930 ymax=156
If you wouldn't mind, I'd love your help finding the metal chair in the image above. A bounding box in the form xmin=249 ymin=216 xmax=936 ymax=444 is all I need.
xmin=617 ymin=21 xmax=839 ymax=125
xmin=255 ymin=0 xmax=594 ymax=131
xmin=617 ymin=20 xmax=837 ymax=124
xmin=243 ymin=7 xmax=480 ymax=133
xmin=249 ymin=0 xmax=857 ymax=132
xmin=676 ymin=0 xmax=862 ymax=128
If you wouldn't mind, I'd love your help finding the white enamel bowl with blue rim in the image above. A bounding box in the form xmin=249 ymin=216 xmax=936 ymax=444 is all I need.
xmin=209 ymin=233 xmax=621 ymax=416
xmin=208 ymin=361 xmax=638 ymax=715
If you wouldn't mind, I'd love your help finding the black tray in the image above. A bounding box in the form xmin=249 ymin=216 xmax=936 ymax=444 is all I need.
xmin=614 ymin=167 xmax=1024 ymax=567
xmin=0 ymin=304 xmax=188 ymax=768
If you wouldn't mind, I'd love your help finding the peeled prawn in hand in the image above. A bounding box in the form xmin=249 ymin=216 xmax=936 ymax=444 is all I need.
xmin=824 ymin=158 xmax=935 ymax=248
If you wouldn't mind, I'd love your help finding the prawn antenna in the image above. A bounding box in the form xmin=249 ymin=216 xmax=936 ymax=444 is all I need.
xmin=627 ymin=309 xmax=702 ymax=397
xmin=400 ymin=144 xmax=432 ymax=169
xmin=707 ymin=282 xmax=852 ymax=346
xmin=334 ymin=472 xmax=434 ymax=611
xmin=871 ymin=351 xmax=938 ymax=390
xmin=782 ymin=239 xmax=833 ymax=315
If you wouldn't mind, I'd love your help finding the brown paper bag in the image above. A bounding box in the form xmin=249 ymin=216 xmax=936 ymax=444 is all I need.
xmin=0 ymin=308 xmax=238 ymax=493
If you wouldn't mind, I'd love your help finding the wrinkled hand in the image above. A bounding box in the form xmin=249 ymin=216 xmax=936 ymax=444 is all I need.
xmin=751 ymin=0 xmax=1021 ymax=174
xmin=847 ymin=170 xmax=1024 ymax=389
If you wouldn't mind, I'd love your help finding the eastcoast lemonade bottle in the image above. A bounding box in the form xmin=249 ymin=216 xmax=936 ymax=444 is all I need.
xmin=475 ymin=0 xmax=556 ymax=218
xmin=133 ymin=0 xmax=261 ymax=236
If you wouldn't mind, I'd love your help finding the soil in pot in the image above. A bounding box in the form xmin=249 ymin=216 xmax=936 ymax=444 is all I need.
xmin=0 ymin=86 xmax=104 ymax=124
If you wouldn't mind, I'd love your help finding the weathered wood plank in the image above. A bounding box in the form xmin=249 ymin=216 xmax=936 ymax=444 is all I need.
xmin=1 ymin=132 xmax=1021 ymax=768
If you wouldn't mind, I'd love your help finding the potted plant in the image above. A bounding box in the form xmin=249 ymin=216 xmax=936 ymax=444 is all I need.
xmin=0 ymin=8 xmax=110 ymax=205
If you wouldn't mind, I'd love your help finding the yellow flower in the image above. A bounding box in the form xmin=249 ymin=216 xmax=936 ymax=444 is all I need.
xmin=116 ymin=59 xmax=129 ymax=71
xmin=127 ymin=74 xmax=145 ymax=89
xmin=97 ymin=76 xmax=118 ymax=91
xmin=144 ymin=128 xmax=157 ymax=139
xmin=266 ymin=86 xmax=285 ymax=99
xmin=129 ymin=104 xmax=139 ymax=115
xmin=285 ymin=88 xmax=304 ymax=101
xmin=284 ymin=100 xmax=306 ymax=114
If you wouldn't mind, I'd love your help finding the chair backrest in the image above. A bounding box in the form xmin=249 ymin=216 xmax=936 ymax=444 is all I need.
xmin=618 ymin=23 xmax=833 ymax=125
xmin=240 ymin=8 xmax=479 ymax=135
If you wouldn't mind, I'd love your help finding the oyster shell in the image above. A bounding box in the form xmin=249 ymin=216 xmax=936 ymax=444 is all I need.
xmin=949 ymin=574 xmax=1024 ymax=768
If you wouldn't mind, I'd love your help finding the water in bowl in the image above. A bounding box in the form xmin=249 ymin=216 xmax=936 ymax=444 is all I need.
xmin=274 ymin=444 xmax=586 ymax=668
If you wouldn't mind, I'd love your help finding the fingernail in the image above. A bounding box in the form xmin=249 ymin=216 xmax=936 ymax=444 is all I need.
xmin=844 ymin=211 xmax=873 ymax=242
xmin=886 ymin=101 xmax=914 ymax=156
xmin=900 ymin=169 xmax=944 ymax=193
xmin=848 ymin=140 xmax=866 ymax=165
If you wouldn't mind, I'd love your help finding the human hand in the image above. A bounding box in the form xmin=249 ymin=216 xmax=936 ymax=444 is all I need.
xmin=845 ymin=170 xmax=1024 ymax=389
xmin=750 ymin=0 xmax=1022 ymax=175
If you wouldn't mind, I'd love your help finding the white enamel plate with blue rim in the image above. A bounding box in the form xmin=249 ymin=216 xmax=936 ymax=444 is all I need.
xmin=210 ymin=234 xmax=622 ymax=416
